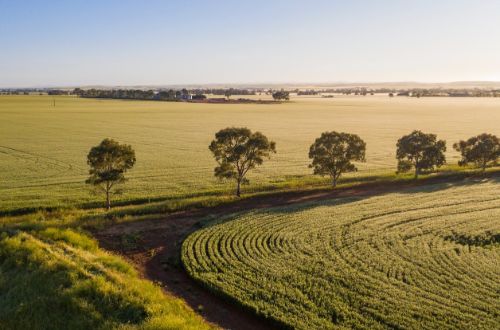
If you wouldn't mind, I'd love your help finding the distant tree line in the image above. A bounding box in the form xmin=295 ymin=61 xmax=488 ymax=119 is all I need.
xmin=0 ymin=88 xmax=73 ymax=95
xmin=48 ymin=90 xmax=71 ymax=95
xmin=296 ymin=89 xmax=319 ymax=96
xmin=74 ymin=88 xmax=263 ymax=100
xmin=289 ymin=87 xmax=500 ymax=97
xmin=73 ymin=88 xmax=203 ymax=101
xmin=0 ymin=88 xmax=48 ymax=95
xmin=396 ymin=89 xmax=500 ymax=98
xmin=3 ymin=87 xmax=500 ymax=98
xmin=334 ymin=87 xmax=375 ymax=96
xmin=196 ymin=88 xmax=257 ymax=96
xmin=73 ymin=88 xmax=292 ymax=102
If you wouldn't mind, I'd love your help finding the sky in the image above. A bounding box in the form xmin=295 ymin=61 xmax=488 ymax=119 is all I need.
xmin=1 ymin=0 xmax=500 ymax=87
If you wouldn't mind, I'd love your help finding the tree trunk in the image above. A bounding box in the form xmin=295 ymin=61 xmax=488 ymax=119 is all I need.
xmin=236 ymin=179 xmax=241 ymax=197
xmin=106 ymin=189 xmax=111 ymax=210
xmin=332 ymin=176 xmax=337 ymax=188
xmin=414 ymin=169 xmax=419 ymax=179
xmin=482 ymin=160 xmax=487 ymax=172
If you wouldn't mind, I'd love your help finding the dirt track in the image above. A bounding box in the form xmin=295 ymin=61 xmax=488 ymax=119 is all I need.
xmin=94 ymin=174 xmax=496 ymax=329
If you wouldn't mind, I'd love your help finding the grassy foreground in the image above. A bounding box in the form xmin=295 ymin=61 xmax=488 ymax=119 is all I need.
xmin=0 ymin=228 xmax=215 ymax=330
xmin=182 ymin=180 xmax=500 ymax=329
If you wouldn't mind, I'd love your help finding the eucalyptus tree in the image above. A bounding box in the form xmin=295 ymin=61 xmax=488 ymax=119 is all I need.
xmin=86 ymin=138 xmax=136 ymax=210
xmin=396 ymin=130 xmax=446 ymax=178
xmin=209 ymin=127 xmax=276 ymax=197
xmin=309 ymin=131 xmax=366 ymax=187
xmin=453 ymin=133 xmax=500 ymax=171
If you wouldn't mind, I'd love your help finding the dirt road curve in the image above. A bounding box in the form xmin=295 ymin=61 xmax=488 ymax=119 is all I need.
xmin=94 ymin=175 xmax=493 ymax=329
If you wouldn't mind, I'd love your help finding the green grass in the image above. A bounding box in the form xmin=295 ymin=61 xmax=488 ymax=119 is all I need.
xmin=182 ymin=179 xmax=500 ymax=329
xmin=1 ymin=166 xmax=490 ymax=228
xmin=2 ymin=94 xmax=500 ymax=212
xmin=0 ymin=228 xmax=215 ymax=330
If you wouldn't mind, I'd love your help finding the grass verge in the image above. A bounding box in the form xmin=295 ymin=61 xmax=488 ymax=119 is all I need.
xmin=0 ymin=228 xmax=215 ymax=330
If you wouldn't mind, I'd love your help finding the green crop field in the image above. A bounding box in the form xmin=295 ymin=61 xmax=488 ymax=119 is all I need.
xmin=182 ymin=180 xmax=500 ymax=329
xmin=1 ymin=95 xmax=500 ymax=212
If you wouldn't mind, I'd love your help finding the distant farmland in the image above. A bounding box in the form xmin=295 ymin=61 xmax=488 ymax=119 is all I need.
xmin=1 ymin=95 xmax=500 ymax=212
xmin=182 ymin=181 xmax=500 ymax=329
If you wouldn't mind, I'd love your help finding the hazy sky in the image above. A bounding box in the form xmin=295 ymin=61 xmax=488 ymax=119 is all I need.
xmin=1 ymin=0 xmax=500 ymax=87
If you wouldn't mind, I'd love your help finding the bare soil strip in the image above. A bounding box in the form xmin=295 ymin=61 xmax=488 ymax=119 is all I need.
xmin=94 ymin=173 xmax=498 ymax=330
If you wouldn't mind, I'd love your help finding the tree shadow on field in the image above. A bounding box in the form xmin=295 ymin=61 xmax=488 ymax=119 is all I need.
xmin=199 ymin=194 xmax=372 ymax=229
xmin=199 ymin=171 xmax=500 ymax=227
xmin=396 ymin=173 xmax=500 ymax=195
xmin=79 ymin=189 xmax=226 ymax=210
xmin=248 ymin=195 xmax=365 ymax=216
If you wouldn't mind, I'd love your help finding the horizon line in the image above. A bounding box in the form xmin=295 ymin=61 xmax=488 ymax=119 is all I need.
xmin=3 ymin=80 xmax=500 ymax=90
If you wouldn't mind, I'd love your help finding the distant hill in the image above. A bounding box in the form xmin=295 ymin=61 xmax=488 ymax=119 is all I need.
xmin=68 ymin=81 xmax=500 ymax=90
xmin=5 ymin=81 xmax=500 ymax=91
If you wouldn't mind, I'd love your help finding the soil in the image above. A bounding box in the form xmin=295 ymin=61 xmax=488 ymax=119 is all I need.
xmin=94 ymin=173 xmax=496 ymax=329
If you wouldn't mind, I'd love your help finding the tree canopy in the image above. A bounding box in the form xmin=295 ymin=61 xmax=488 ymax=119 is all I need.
xmin=396 ymin=130 xmax=446 ymax=178
xmin=209 ymin=127 xmax=276 ymax=196
xmin=272 ymin=91 xmax=290 ymax=101
xmin=453 ymin=133 xmax=500 ymax=171
xmin=309 ymin=131 xmax=366 ymax=187
xmin=86 ymin=138 xmax=136 ymax=210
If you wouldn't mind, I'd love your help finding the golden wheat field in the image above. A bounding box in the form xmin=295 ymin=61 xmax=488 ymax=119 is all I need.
xmin=1 ymin=95 xmax=500 ymax=211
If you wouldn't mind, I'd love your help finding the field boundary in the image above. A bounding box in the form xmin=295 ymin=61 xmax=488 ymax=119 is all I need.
xmin=94 ymin=170 xmax=500 ymax=329
xmin=4 ymin=166 xmax=499 ymax=218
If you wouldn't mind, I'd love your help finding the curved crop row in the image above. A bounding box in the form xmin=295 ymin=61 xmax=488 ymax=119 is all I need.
xmin=182 ymin=181 xmax=500 ymax=329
